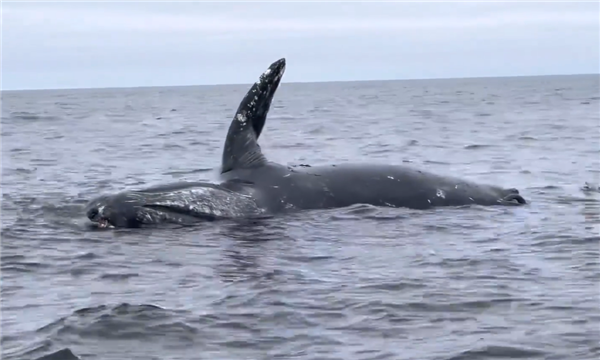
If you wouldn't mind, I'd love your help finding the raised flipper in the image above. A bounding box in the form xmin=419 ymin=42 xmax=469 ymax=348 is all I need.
xmin=221 ymin=58 xmax=286 ymax=174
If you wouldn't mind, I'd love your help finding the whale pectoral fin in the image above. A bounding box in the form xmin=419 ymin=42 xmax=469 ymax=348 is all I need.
xmin=221 ymin=58 xmax=286 ymax=174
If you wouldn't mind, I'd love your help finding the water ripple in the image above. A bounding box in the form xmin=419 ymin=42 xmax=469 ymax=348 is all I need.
xmin=1 ymin=76 xmax=599 ymax=360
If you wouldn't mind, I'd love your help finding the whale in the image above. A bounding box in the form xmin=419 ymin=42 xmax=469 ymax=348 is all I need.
xmin=84 ymin=57 xmax=526 ymax=228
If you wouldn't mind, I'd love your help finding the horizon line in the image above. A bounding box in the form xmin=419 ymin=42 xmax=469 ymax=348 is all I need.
xmin=2 ymin=71 xmax=597 ymax=92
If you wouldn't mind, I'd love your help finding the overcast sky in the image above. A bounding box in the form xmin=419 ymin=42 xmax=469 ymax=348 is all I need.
xmin=3 ymin=1 xmax=599 ymax=90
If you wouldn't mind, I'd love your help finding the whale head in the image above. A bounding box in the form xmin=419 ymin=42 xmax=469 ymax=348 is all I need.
xmin=84 ymin=182 xmax=264 ymax=228
xmin=85 ymin=192 xmax=149 ymax=228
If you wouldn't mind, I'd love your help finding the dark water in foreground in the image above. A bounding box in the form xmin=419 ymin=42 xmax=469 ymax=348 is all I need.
xmin=2 ymin=75 xmax=600 ymax=360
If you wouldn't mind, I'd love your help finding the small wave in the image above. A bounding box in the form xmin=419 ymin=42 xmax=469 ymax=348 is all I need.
xmin=43 ymin=134 xmax=65 ymax=140
xmin=14 ymin=299 xmax=200 ymax=359
xmin=75 ymin=252 xmax=98 ymax=260
xmin=1 ymin=254 xmax=27 ymax=262
xmin=9 ymin=148 xmax=31 ymax=154
xmin=9 ymin=111 xmax=60 ymax=122
xmin=269 ymin=114 xmax=295 ymax=120
xmin=357 ymin=281 xmax=426 ymax=292
xmin=311 ymin=105 xmax=336 ymax=114
xmin=582 ymin=182 xmax=600 ymax=193
xmin=163 ymin=167 xmax=213 ymax=177
xmin=323 ymin=204 xmax=415 ymax=222
xmin=13 ymin=167 xmax=36 ymax=174
xmin=528 ymin=185 xmax=563 ymax=193
xmin=162 ymin=143 xmax=186 ymax=150
xmin=424 ymin=160 xmax=451 ymax=165
xmin=280 ymin=255 xmax=335 ymax=263
xmin=35 ymin=303 xmax=192 ymax=342
xmin=2 ymin=261 xmax=51 ymax=274
xmin=446 ymin=344 xmax=547 ymax=360
xmin=166 ymin=129 xmax=187 ymax=135
xmin=34 ymin=348 xmax=80 ymax=360
xmin=517 ymin=136 xmax=537 ymax=140
xmin=530 ymin=233 xmax=598 ymax=247
xmin=352 ymin=297 xmax=525 ymax=314
xmin=326 ymin=204 xmax=381 ymax=221
xmin=555 ymin=195 xmax=600 ymax=204
xmin=307 ymin=125 xmax=325 ymax=134
xmin=2 ymin=339 xmax=55 ymax=360
xmin=464 ymin=144 xmax=494 ymax=150
xmin=98 ymin=272 xmax=139 ymax=281
xmin=30 ymin=158 xmax=58 ymax=166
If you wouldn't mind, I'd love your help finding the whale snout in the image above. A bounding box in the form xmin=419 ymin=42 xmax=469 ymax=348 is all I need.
xmin=499 ymin=188 xmax=527 ymax=205
xmin=85 ymin=193 xmax=142 ymax=228
xmin=260 ymin=58 xmax=286 ymax=83
xmin=502 ymin=193 xmax=527 ymax=204
xmin=86 ymin=206 xmax=99 ymax=220
xmin=269 ymin=58 xmax=286 ymax=73
xmin=85 ymin=197 xmax=114 ymax=228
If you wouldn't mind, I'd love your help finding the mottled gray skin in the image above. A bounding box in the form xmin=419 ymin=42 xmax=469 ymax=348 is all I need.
xmin=85 ymin=181 xmax=263 ymax=228
xmin=84 ymin=59 xmax=287 ymax=228
xmin=219 ymin=57 xmax=526 ymax=212
xmin=220 ymin=58 xmax=286 ymax=173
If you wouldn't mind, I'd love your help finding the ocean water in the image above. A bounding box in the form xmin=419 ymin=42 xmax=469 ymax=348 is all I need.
xmin=1 ymin=75 xmax=599 ymax=360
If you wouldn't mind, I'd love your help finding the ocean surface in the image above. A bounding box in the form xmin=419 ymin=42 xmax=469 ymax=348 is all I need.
xmin=1 ymin=75 xmax=599 ymax=360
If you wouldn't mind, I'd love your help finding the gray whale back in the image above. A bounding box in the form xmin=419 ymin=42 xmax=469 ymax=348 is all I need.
xmin=222 ymin=162 xmax=526 ymax=212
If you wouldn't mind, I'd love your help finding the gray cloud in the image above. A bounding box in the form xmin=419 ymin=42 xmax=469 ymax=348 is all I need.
xmin=3 ymin=2 xmax=599 ymax=90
